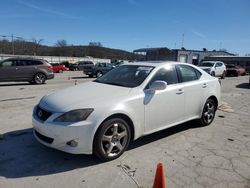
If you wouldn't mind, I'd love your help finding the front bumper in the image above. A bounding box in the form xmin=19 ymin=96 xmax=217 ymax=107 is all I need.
xmin=47 ymin=72 xmax=55 ymax=80
xmin=32 ymin=114 xmax=95 ymax=154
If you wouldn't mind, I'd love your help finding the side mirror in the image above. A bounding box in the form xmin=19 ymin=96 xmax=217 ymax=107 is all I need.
xmin=149 ymin=81 xmax=167 ymax=91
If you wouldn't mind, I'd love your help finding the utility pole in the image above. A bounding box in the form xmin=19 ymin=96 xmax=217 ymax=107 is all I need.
xmin=181 ymin=33 xmax=184 ymax=48
xmin=219 ymin=42 xmax=222 ymax=50
xmin=11 ymin=34 xmax=14 ymax=55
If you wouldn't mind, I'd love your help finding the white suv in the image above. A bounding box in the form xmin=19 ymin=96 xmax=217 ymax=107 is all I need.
xmin=199 ymin=61 xmax=226 ymax=79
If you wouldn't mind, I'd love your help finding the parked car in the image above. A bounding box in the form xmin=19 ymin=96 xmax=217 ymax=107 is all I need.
xmin=112 ymin=61 xmax=124 ymax=67
xmin=51 ymin=63 xmax=68 ymax=73
xmin=83 ymin=62 xmax=114 ymax=77
xmin=0 ymin=57 xmax=54 ymax=84
xmin=68 ymin=63 xmax=79 ymax=71
xmin=77 ymin=61 xmax=94 ymax=71
xmin=226 ymin=64 xmax=246 ymax=76
xmin=33 ymin=61 xmax=221 ymax=161
xmin=198 ymin=61 xmax=226 ymax=79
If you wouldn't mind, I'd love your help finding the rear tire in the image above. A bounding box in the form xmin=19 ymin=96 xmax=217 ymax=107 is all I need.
xmin=198 ymin=99 xmax=216 ymax=126
xmin=89 ymin=74 xmax=93 ymax=78
xmin=93 ymin=118 xmax=131 ymax=161
xmin=33 ymin=73 xmax=46 ymax=84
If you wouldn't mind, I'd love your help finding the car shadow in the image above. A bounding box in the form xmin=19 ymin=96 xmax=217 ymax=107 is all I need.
xmin=129 ymin=121 xmax=200 ymax=150
xmin=0 ymin=83 xmax=31 ymax=87
xmin=236 ymin=83 xmax=250 ymax=89
xmin=0 ymin=121 xmax=200 ymax=179
xmin=71 ymin=76 xmax=94 ymax=79
xmin=0 ymin=128 xmax=100 ymax=179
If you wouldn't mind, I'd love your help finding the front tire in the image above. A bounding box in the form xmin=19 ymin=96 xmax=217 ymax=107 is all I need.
xmin=198 ymin=99 xmax=216 ymax=126
xmin=211 ymin=71 xmax=215 ymax=77
xmin=93 ymin=118 xmax=131 ymax=161
xmin=33 ymin=73 xmax=46 ymax=84
xmin=221 ymin=71 xmax=226 ymax=79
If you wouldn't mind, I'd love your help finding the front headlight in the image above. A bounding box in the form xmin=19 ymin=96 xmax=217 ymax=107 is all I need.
xmin=54 ymin=109 xmax=94 ymax=122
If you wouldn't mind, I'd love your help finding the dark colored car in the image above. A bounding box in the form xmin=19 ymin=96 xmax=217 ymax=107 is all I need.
xmin=0 ymin=58 xmax=54 ymax=84
xmin=226 ymin=64 xmax=246 ymax=76
xmin=83 ymin=62 xmax=114 ymax=77
xmin=59 ymin=61 xmax=77 ymax=71
xmin=68 ymin=63 xmax=79 ymax=71
xmin=77 ymin=61 xmax=94 ymax=71
xmin=51 ymin=63 xmax=68 ymax=73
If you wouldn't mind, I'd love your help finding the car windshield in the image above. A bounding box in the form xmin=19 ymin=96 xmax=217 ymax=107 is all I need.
xmin=199 ymin=62 xmax=215 ymax=67
xmin=94 ymin=65 xmax=154 ymax=88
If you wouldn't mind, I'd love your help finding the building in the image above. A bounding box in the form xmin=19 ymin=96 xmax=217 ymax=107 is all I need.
xmin=133 ymin=47 xmax=233 ymax=65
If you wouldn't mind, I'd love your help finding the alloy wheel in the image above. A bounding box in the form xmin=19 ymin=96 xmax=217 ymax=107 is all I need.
xmin=34 ymin=73 xmax=46 ymax=84
xmin=203 ymin=101 xmax=215 ymax=124
xmin=101 ymin=123 xmax=128 ymax=157
xmin=97 ymin=72 xmax=103 ymax=77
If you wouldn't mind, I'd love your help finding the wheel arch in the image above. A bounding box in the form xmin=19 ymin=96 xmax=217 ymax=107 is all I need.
xmin=93 ymin=113 xmax=135 ymax=144
xmin=207 ymin=95 xmax=218 ymax=110
xmin=33 ymin=71 xmax=47 ymax=79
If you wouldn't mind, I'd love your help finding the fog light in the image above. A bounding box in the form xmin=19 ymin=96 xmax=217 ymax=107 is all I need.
xmin=66 ymin=140 xmax=78 ymax=147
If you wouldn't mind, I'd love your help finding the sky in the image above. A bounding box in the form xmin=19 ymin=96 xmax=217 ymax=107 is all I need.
xmin=0 ymin=0 xmax=250 ymax=55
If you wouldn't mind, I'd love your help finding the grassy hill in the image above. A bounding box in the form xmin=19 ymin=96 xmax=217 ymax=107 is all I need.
xmin=0 ymin=40 xmax=143 ymax=60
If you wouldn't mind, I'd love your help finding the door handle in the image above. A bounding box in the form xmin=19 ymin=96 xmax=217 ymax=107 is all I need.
xmin=15 ymin=68 xmax=18 ymax=70
xmin=202 ymin=83 xmax=207 ymax=88
xmin=176 ymin=89 xmax=184 ymax=94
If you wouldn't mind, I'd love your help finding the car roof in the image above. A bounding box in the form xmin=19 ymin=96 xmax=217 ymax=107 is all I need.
xmin=125 ymin=61 xmax=193 ymax=67
xmin=3 ymin=57 xmax=44 ymax=61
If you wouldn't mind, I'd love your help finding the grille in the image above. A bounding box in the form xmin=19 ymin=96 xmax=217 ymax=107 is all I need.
xmin=36 ymin=106 xmax=52 ymax=121
xmin=34 ymin=130 xmax=54 ymax=144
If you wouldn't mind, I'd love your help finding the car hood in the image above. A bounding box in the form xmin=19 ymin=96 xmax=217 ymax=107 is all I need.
xmin=39 ymin=81 xmax=132 ymax=112
xmin=226 ymin=68 xmax=237 ymax=70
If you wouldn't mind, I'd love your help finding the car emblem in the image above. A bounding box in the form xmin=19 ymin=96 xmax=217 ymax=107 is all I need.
xmin=38 ymin=110 xmax=43 ymax=117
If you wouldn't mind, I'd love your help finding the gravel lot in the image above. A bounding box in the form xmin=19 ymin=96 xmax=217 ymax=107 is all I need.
xmin=0 ymin=72 xmax=250 ymax=188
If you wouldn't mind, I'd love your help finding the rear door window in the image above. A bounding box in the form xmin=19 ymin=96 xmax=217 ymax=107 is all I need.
xmin=176 ymin=65 xmax=199 ymax=82
xmin=18 ymin=60 xmax=43 ymax=66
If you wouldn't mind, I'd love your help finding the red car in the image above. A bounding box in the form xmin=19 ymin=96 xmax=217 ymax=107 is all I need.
xmin=51 ymin=63 xmax=68 ymax=73
xmin=226 ymin=64 xmax=246 ymax=76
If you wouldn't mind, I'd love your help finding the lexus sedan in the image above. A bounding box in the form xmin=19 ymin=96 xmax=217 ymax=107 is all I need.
xmin=33 ymin=61 xmax=221 ymax=161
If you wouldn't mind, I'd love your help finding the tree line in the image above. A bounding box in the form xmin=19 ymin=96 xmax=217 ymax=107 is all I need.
xmin=0 ymin=39 xmax=143 ymax=61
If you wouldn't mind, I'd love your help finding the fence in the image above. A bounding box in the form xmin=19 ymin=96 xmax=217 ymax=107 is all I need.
xmin=0 ymin=54 xmax=111 ymax=64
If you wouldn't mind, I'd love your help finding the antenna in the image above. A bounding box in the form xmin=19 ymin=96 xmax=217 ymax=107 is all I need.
xmin=181 ymin=33 xmax=184 ymax=48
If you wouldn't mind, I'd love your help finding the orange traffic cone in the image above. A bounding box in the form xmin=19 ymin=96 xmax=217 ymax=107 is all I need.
xmin=68 ymin=75 xmax=71 ymax=80
xmin=74 ymin=80 xmax=78 ymax=85
xmin=153 ymin=163 xmax=166 ymax=188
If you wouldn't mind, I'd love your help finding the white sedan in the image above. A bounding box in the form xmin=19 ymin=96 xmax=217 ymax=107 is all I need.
xmin=32 ymin=61 xmax=221 ymax=161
